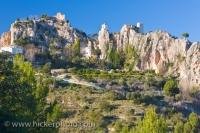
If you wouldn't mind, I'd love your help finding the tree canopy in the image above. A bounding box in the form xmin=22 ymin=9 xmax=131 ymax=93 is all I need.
xmin=0 ymin=54 xmax=61 ymax=132
xmin=124 ymin=44 xmax=139 ymax=71
xmin=133 ymin=106 xmax=167 ymax=133
xmin=107 ymin=47 xmax=121 ymax=69
xmin=163 ymin=78 xmax=179 ymax=98
xmin=182 ymin=32 xmax=189 ymax=39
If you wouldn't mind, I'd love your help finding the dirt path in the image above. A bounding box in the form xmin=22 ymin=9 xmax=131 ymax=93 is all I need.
xmin=55 ymin=74 xmax=103 ymax=89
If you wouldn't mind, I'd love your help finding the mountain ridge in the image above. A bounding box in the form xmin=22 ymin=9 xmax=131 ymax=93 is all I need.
xmin=0 ymin=12 xmax=199 ymax=90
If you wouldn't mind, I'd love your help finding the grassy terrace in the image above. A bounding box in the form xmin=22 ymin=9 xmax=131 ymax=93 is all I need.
xmin=67 ymin=68 xmax=165 ymax=84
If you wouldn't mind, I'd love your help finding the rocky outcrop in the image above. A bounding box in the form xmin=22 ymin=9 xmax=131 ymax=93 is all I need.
xmin=97 ymin=24 xmax=199 ymax=90
xmin=0 ymin=13 xmax=199 ymax=90
xmin=0 ymin=31 xmax=11 ymax=46
xmin=180 ymin=43 xmax=200 ymax=90
xmin=98 ymin=24 xmax=110 ymax=59
xmin=2 ymin=13 xmax=93 ymax=58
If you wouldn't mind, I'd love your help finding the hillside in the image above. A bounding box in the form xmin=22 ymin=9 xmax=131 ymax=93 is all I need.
xmin=0 ymin=12 xmax=200 ymax=133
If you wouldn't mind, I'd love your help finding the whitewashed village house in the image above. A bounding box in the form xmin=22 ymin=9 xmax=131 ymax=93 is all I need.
xmin=0 ymin=45 xmax=23 ymax=54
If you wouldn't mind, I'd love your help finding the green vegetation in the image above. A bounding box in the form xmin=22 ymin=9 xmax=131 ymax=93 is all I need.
xmin=1 ymin=53 xmax=199 ymax=132
xmin=182 ymin=32 xmax=189 ymax=39
xmin=72 ymin=39 xmax=81 ymax=58
xmin=174 ymin=121 xmax=184 ymax=133
xmin=42 ymin=62 xmax=51 ymax=74
xmin=174 ymin=112 xmax=199 ymax=133
xmin=177 ymin=54 xmax=186 ymax=63
xmin=0 ymin=54 xmax=61 ymax=133
xmin=61 ymin=43 xmax=140 ymax=71
xmin=124 ymin=44 xmax=139 ymax=71
xmin=47 ymin=104 xmax=62 ymax=122
xmin=13 ymin=19 xmax=34 ymax=28
xmin=64 ymin=39 xmax=81 ymax=64
xmin=14 ymin=37 xmax=30 ymax=46
xmin=166 ymin=62 xmax=174 ymax=69
xmin=0 ymin=36 xmax=199 ymax=133
xmin=48 ymin=65 xmax=199 ymax=132
xmin=163 ymin=78 xmax=179 ymax=99
xmin=107 ymin=47 xmax=121 ymax=69
xmin=41 ymin=14 xmax=48 ymax=19
xmin=133 ymin=106 xmax=167 ymax=133
xmin=186 ymin=113 xmax=199 ymax=133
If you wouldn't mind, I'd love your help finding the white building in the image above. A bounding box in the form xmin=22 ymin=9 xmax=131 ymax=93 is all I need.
xmin=55 ymin=12 xmax=65 ymax=21
xmin=0 ymin=45 xmax=23 ymax=54
xmin=84 ymin=46 xmax=92 ymax=58
xmin=136 ymin=22 xmax=144 ymax=33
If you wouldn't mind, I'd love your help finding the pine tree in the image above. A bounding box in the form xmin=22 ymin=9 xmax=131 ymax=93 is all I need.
xmin=188 ymin=112 xmax=199 ymax=133
xmin=107 ymin=47 xmax=120 ymax=68
xmin=0 ymin=54 xmax=60 ymax=132
xmin=174 ymin=121 xmax=184 ymax=133
xmin=163 ymin=78 xmax=179 ymax=99
xmin=124 ymin=44 xmax=138 ymax=71
xmin=133 ymin=106 xmax=168 ymax=133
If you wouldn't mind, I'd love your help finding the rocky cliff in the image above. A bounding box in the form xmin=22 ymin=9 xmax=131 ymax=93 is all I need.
xmin=0 ymin=13 xmax=199 ymax=90
xmin=98 ymin=24 xmax=199 ymax=90
xmin=4 ymin=13 xmax=93 ymax=59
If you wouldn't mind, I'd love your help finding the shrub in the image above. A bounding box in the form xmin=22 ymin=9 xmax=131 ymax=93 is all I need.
xmin=163 ymin=79 xmax=179 ymax=99
xmin=188 ymin=112 xmax=199 ymax=132
xmin=174 ymin=121 xmax=184 ymax=133
xmin=14 ymin=37 xmax=30 ymax=46
xmin=47 ymin=104 xmax=62 ymax=122
xmin=42 ymin=62 xmax=51 ymax=74
xmin=98 ymin=101 xmax=114 ymax=112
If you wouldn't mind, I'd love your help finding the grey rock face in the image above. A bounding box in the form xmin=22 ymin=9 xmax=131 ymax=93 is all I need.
xmin=97 ymin=24 xmax=199 ymax=90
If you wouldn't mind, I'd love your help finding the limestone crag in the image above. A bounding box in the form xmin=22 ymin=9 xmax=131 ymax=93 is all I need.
xmin=6 ymin=13 xmax=92 ymax=58
xmin=0 ymin=13 xmax=199 ymax=90
xmin=97 ymin=24 xmax=199 ymax=90
xmin=98 ymin=24 xmax=110 ymax=59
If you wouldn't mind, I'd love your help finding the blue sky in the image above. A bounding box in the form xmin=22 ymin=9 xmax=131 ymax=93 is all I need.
xmin=0 ymin=0 xmax=200 ymax=41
